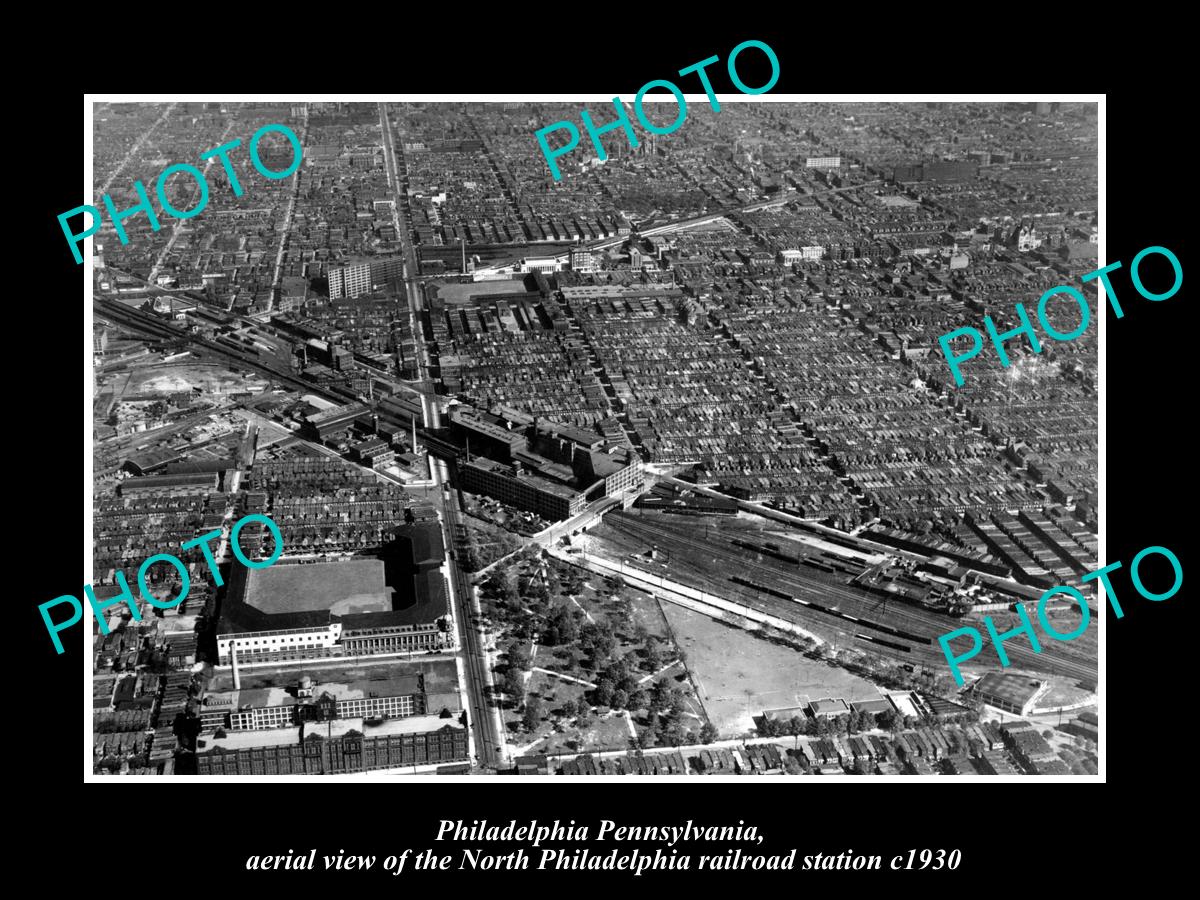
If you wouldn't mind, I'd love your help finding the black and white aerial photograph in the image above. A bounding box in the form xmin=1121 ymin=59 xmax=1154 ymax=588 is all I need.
xmin=85 ymin=98 xmax=1101 ymax=780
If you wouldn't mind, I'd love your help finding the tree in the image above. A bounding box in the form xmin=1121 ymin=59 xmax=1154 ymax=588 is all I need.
xmin=508 ymin=645 xmax=531 ymax=672
xmin=616 ymin=595 xmax=635 ymax=625
xmin=699 ymin=722 xmax=718 ymax=744
xmin=649 ymin=679 xmax=671 ymax=714
xmin=668 ymin=688 xmax=686 ymax=718
xmin=543 ymin=606 xmax=579 ymax=646
xmin=527 ymin=578 xmax=550 ymax=604
xmin=580 ymin=622 xmax=616 ymax=665
xmin=502 ymin=669 xmax=524 ymax=703
xmin=643 ymin=642 xmax=663 ymax=672
xmin=611 ymin=688 xmax=629 ymax=711
xmin=787 ymin=716 xmax=805 ymax=749
xmin=522 ymin=696 xmax=542 ymax=732
xmin=593 ymin=679 xmax=615 ymax=708
xmin=511 ymin=612 xmax=534 ymax=641
xmin=642 ymin=724 xmax=660 ymax=749
xmin=603 ymin=656 xmax=634 ymax=693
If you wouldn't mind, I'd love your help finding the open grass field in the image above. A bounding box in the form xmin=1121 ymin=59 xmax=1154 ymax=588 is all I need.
xmin=662 ymin=603 xmax=885 ymax=738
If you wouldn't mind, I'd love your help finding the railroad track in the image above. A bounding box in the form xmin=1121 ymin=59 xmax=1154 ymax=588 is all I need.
xmin=603 ymin=512 xmax=1096 ymax=683
xmin=95 ymin=299 xmax=431 ymax=437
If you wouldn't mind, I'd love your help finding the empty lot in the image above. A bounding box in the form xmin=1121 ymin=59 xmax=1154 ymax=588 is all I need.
xmin=662 ymin=604 xmax=885 ymax=737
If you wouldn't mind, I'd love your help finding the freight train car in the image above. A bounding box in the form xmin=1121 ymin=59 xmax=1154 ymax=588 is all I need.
xmin=729 ymin=575 xmax=931 ymax=645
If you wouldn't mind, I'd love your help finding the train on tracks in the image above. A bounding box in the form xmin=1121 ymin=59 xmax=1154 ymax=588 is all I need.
xmin=729 ymin=574 xmax=931 ymax=646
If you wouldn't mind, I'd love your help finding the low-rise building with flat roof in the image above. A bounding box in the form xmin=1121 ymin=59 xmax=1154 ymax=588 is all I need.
xmin=808 ymin=698 xmax=851 ymax=718
xmin=970 ymin=672 xmax=1048 ymax=716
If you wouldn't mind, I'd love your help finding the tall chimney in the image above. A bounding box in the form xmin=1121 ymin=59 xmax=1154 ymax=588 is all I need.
xmin=231 ymin=643 xmax=241 ymax=690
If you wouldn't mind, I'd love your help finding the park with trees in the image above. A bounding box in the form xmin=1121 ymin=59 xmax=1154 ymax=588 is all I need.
xmin=475 ymin=551 xmax=713 ymax=754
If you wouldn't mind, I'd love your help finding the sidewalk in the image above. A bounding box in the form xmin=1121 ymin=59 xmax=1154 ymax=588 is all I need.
xmin=532 ymin=666 xmax=596 ymax=689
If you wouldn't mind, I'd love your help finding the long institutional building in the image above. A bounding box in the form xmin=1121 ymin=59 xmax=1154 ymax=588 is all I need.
xmin=216 ymin=521 xmax=450 ymax=665
xmin=201 ymin=674 xmax=427 ymax=731
xmin=451 ymin=406 xmax=643 ymax=520
xmin=195 ymin=715 xmax=469 ymax=774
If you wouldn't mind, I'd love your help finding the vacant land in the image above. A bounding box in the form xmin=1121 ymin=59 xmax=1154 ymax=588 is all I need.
xmin=126 ymin=363 xmax=263 ymax=396
xmin=456 ymin=511 xmax=522 ymax=572
xmin=662 ymin=603 xmax=885 ymax=737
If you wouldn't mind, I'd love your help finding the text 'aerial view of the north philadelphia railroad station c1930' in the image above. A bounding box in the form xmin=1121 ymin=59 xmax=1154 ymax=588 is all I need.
xmin=86 ymin=98 xmax=1098 ymax=778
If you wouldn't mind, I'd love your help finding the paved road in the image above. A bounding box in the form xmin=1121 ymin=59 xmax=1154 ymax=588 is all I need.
xmin=377 ymin=104 xmax=506 ymax=768
xmin=268 ymin=104 xmax=310 ymax=311
xmin=438 ymin=461 xmax=508 ymax=770
xmin=378 ymin=102 xmax=441 ymax=430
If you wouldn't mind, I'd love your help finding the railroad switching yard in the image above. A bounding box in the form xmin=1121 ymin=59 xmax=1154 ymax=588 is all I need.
xmin=89 ymin=100 xmax=1097 ymax=777
xmin=584 ymin=506 xmax=1095 ymax=684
